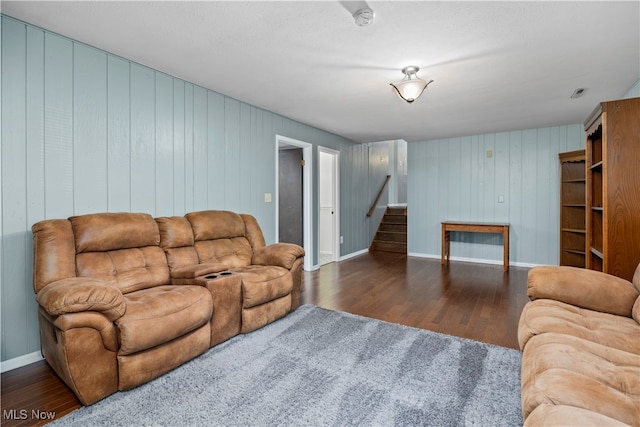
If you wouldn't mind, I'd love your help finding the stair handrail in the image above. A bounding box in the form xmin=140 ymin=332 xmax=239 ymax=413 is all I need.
xmin=366 ymin=175 xmax=391 ymax=217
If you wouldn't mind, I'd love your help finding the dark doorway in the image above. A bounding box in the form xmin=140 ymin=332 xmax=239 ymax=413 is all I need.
xmin=278 ymin=148 xmax=303 ymax=245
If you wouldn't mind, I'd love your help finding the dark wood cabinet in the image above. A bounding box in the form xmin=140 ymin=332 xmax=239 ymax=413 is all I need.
xmin=584 ymin=97 xmax=640 ymax=281
xmin=559 ymin=150 xmax=586 ymax=267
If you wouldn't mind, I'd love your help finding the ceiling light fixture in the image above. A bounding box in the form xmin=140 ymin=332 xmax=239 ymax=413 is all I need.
xmin=390 ymin=66 xmax=433 ymax=104
xmin=353 ymin=8 xmax=375 ymax=27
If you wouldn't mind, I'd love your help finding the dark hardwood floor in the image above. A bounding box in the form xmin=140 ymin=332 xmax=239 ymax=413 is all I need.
xmin=1 ymin=252 xmax=530 ymax=426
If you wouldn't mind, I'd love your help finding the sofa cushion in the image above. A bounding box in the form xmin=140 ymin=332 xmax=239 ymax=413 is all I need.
xmin=194 ymin=238 xmax=253 ymax=268
xmin=521 ymin=333 xmax=640 ymax=426
xmin=156 ymin=216 xmax=194 ymax=249
xmin=186 ymin=210 xmax=246 ymax=241
xmin=70 ymin=212 xmax=159 ymax=253
xmin=525 ymin=404 xmax=631 ymax=427
xmin=518 ymin=299 xmax=640 ymax=353
xmin=116 ymin=285 xmax=212 ymax=355
xmin=234 ymin=265 xmax=293 ymax=309
xmin=76 ymin=246 xmax=170 ymax=294
xmin=527 ymin=266 xmax=638 ymax=317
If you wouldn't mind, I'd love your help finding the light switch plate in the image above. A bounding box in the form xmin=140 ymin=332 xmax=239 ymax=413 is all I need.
xmin=264 ymin=193 xmax=272 ymax=203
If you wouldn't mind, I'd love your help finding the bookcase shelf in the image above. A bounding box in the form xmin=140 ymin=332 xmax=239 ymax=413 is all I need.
xmin=559 ymin=150 xmax=586 ymax=268
xmin=584 ymin=97 xmax=640 ymax=281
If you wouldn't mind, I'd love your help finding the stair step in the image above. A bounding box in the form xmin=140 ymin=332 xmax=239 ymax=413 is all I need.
xmin=382 ymin=214 xmax=407 ymax=224
xmin=375 ymin=231 xmax=407 ymax=243
xmin=379 ymin=223 xmax=407 ymax=232
xmin=386 ymin=207 xmax=406 ymax=215
xmin=370 ymin=241 xmax=407 ymax=253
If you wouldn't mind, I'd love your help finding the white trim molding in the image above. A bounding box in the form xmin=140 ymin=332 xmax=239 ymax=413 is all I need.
xmin=1 ymin=351 xmax=43 ymax=373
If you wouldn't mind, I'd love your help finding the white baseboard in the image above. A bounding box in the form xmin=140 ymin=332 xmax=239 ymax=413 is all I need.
xmin=407 ymin=252 xmax=544 ymax=269
xmin=1 ymin=351 xmax=43 ymax=373
xmin=339 ymin=248 xmax=369 ymax=262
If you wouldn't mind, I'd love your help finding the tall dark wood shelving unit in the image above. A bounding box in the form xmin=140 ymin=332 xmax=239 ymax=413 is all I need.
xmin=559 ymin=150 xmax=586 ymax=267
xmin=584 ymin=97 xmax=640 ymax=281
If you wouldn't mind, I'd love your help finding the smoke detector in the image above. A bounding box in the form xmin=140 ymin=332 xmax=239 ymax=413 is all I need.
xmin=570 ymin=88 xmax=586 ymax=99
xmin=353 ymin=8 xmax=375 ymax=27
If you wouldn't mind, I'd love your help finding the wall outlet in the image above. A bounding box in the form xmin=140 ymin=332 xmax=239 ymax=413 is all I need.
xmin=340 ymin=236 xmax=344 ymax=244
xmin=264 ymin=193 xmax=272 ymax=203
xmin=498 ymin=195 xmax=504 ymax=203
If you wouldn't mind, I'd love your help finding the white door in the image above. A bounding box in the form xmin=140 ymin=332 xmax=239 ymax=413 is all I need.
xmin=319 ymin=148 xmax=339 ymax=265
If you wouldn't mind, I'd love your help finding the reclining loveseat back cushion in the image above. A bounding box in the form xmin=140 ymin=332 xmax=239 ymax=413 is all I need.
xmin=70 ymin=212 xmax=170 ymax=294
xmin=186 ymin=210 xmax=253 ymax=268
xmin=155 ymin=216 xmax=199 ymax=270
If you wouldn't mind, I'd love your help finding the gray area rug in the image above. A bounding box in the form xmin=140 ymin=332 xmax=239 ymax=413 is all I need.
xmin=51 ymin=305 xmax=522 ymax=426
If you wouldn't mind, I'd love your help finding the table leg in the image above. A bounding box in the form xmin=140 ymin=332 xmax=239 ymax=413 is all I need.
xmin=441 ymin=227 xmax=450 ymax=265
xmin=503 ymin=226 xmax=509 ymax=271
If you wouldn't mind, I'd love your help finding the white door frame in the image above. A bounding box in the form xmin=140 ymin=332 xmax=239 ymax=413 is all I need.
xmin=275 ymin=135 xmax=314 ymax=271
xmin=318 ymin=146 xmax=340 ymax=263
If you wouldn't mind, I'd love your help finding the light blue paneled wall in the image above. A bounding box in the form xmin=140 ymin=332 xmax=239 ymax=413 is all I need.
xmin=0 ymin=16 xmax=370 ymax=363
xmin=407 ymin=125 xmax=584 ymax=266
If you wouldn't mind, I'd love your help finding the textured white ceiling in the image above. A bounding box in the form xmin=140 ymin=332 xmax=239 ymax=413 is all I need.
xmin=2 ymin=1 xmax=639 ymax=143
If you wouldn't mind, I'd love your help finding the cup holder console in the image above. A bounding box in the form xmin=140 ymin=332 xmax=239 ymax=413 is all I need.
xmin=204 ymin=271 xmax=233 ymax=280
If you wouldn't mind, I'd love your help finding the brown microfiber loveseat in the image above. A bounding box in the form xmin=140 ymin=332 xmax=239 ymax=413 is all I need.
xmin=517 ymin=264 xmax=640 ymax=426
xmin=32 ymin=210 xmax=304 ymax=405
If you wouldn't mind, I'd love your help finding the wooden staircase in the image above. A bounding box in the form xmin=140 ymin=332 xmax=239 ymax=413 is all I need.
xmin=370 ymin=206 xmax=407 ymax=253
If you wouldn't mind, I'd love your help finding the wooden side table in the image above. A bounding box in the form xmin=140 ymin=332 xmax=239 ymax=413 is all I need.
xmin=441 ymin=221 xmax=510 ymax=271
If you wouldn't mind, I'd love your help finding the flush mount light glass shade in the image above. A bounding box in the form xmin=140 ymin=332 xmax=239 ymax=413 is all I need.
xmin=390 ymin=66 xmax=433 ymax=104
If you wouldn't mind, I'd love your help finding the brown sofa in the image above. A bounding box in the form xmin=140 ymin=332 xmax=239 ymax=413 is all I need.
xmin=32 ymin=210 xmax=304 ymax=405
xmin=518 ymin=264 xmax=640 ymax=426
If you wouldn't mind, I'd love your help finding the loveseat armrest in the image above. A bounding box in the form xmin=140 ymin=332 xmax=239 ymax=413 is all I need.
xmin=36 ymin=277 xmax=126 ymax=321
xmin=253 ymin=243 xmax=305 ymax=270
xmin=170 ymin=263 xmax=229 ymax=280
xmin=527 ymin=266 xmax=639 ymax=317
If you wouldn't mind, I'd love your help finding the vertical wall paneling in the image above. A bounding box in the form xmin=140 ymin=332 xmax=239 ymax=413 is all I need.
xmin=207 ymin=91 xmax=225 ymax=210
xmin=73 ymin=44 xmax=108 ymax=214
xmin=249 ymin=107 xmax=260 ymax=216
xmin=25 ymin=26 xmax=45 ymax=351
xmin=183 ymin=83 xmax=194 ymax=211
xmin=520 ymin=129 xmax=539 ymax=264
xmin=192 ymin=86 xmax=208 ymax=211
xmin=172 ymin=79 xmax=186 ymax=214
xmin=408 ymin=124 xmax=583 ymax=266
xmin=154 ymin=73 xmax=174 ymax=216
xmin=260 ymin=110 xmax=276 ymax=242
xmin=2 ymin=17 xmax=28 ymax=360
xmin=129 ymin=63 xmax=156 ymax=213
xmin=1 ymin=16 xmax=366 ymax=365
xmin=507 ymin=131 xmax=523 ymax=262
xmin=107 ymin=55 xmax=131 ymax=211
xmin=224 ymin=98 xmax=241 ymax=211
xmin=44 ymin=32 xmax=74 ymax=218
xmin=239 ymin=103 xmax=252 ymax=213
